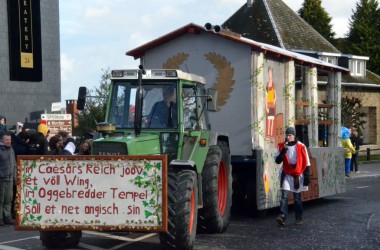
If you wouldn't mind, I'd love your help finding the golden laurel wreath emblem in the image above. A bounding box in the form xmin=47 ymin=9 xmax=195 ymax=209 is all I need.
xmin=162 ymin=52 xmax=235 ymax=111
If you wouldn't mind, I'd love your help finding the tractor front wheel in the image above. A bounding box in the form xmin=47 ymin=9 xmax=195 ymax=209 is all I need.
xmin=159 ymin=169 xmax=198 ymax=249
xmin=198 ymin=141 xmax=232 ymax=233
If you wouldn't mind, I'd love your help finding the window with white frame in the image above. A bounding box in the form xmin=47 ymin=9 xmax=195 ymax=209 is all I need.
xmin=350 ymin=60 xmax=364 ymax=76
xmin=320 ymin=56 xmax=336 ymax=65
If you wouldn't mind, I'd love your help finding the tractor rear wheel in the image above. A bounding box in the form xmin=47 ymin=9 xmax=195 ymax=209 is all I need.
xmin=198 ymin=141 xmax=232 ymax=233
xmin=40 ymin=231 xmax=82 ymax=248
xmin=159 ymin=169 xmax=198 ymax=249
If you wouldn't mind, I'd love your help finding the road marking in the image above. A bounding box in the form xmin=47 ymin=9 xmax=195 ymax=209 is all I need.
xmin=0 ymin=232 xmax=156 ymax=250
xmin=78 ymin=242 xmax=106 ymax=250
xmin=356 ymin=186 xmax=369 ymax=189
xmin=367 ymin=213 xmax=380 ymax=230
xmin=0 ymin=245 xmax=26 ymax=250
xmin=0 ymin=236 xmax=39 ymax=245
xmin=109 ymin=241 xmax=136 ymax=250
xmin=107 ymin=233 xmax=157 ymax=249
xmin=367 ymin=213 xmax=375 ymax=230
xmin=83 ymin=231 xmax=156 ymax=242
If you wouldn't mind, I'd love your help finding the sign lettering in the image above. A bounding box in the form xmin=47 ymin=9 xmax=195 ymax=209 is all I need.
xmin=16 ymin=155 xmax=168 ymax=232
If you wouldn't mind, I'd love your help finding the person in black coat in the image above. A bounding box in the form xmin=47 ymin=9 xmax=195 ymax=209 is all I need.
xmin=10 ymin=131 xmax=29 ymax=219
xmin=28 ymin=124 xmax=49 ymax=155
xmin=12 ymin=131 xmax=29 ymax=157
xmin=350 ymin=130 xmax=363 ymax=173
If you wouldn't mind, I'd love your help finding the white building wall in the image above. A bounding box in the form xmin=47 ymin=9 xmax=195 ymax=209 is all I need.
xmin=143 ymin=33 xmax=253 ymax=156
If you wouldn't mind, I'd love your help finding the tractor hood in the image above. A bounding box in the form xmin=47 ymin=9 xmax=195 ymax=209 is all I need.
xmin=92 ymin=133 xmax=161 ymax=156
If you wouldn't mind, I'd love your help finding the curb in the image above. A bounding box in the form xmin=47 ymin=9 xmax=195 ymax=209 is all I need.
xmin=348 ymin=173 xmax=380 ymax=179
xmin=359 ymin=160 xmax=380 ymax=165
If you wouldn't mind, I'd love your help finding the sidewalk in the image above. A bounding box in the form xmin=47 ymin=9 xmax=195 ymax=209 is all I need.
xmin=349 ymin=160 xmax=380 ymax=179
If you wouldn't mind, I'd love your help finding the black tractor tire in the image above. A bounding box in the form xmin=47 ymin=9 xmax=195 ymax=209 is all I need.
xmin=197 ymin=141 xmax=232 ymax=233
xmin=159 ymin=169 xmax=198 ymax=250
xmin=40 ymin=230 xmax=82 ymax=248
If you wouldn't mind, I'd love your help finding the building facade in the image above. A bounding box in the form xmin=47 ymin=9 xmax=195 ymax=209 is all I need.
xmin=0 ymin=0 xmax=60 ymax=129
xmin=223 ymin=0 xmax=380 ymax=145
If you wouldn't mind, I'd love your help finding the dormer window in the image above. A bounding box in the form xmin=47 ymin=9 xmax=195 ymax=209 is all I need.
xmin=350 ymin=60 xmax=365 ymax=76
xmin=321 ymin=56 xmax=336 ymax=65
xmin=317 ymin=52 xmax=340 ymax=65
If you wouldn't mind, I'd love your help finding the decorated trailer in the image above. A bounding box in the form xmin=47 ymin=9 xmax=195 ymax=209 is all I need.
xmin=126 ymin=23 xmax=348 ymax=212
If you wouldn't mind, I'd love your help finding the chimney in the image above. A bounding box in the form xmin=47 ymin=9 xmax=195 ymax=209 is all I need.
xmin=66 ymin=99 xmax=79 ymax=127
xmin=247 ymin=0 xmax=254 ymax=7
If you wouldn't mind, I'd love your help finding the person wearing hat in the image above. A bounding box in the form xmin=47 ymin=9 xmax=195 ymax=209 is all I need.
xmin=341 ymin=126 xmax=355 ymax=177
xmin=28 ymin=122 xmax=49 ymax=155
xmin=274 ymin=126 xmax=310 ymax=226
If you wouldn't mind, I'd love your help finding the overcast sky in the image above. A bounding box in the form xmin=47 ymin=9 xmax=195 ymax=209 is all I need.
xmin=59 ymin=0 xmax=359 ymax=104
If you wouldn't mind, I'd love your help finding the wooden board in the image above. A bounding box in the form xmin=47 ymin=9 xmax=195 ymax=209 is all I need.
xmin=16 ymin=155 xmax=168 ymax=232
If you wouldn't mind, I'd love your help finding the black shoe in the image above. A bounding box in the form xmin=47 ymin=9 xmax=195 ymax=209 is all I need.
xmin=0 ymin=220 xmax=4 ymax=226
xmin=276 ymin=215 xmax=286 ymax=226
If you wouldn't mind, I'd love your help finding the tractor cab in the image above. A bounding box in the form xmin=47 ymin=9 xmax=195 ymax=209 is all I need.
xmin=78 ymin=68 xmax=217 ymax=164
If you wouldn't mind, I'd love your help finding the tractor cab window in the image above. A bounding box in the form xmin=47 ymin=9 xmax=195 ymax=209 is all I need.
xmin=183 ymin=86 xmax=208 ymax=130
xmin=109 ymin=82 xmax=178 ymax=129
xmin=109 ymin=83 xmax=136 ymax=128
xmin=183 ymin=87 xmax=197 ymax=129
xmin=143 ymin=84 xmax=178 ymax=129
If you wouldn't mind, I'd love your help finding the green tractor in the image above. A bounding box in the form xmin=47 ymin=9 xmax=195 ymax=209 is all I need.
xmin=75 ymin=67 xmax=232 ymax=249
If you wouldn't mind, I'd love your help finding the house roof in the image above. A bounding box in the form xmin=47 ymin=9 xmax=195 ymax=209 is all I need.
xmin=126 ymin=23 xmax=348 ymax=73
xmin=222 ymin=0 xmax=340 ymax=53
xmin=316 ymin=70 xmax=380 ymax=87
xmin=343 ymin=70 xmax=380 ymax=86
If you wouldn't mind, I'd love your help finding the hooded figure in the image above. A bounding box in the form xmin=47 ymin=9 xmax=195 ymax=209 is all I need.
xmin=341 ymin=126 xmax=350 ymax=140
xmin=28 ymin=123 xmax=49 ymax=155
xmin=37 ymin=123 xmax=49 ymax=138
xmin=340 ymin=126 xmax=355 ymax=177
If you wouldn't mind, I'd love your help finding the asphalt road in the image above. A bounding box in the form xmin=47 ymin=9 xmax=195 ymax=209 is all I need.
xmin=1 ymin=162 xmax=380 ymax=249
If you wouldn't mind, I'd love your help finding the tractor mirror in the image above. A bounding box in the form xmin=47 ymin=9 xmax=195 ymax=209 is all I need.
xmin=206 ymin=88 xmax=218 ymax=111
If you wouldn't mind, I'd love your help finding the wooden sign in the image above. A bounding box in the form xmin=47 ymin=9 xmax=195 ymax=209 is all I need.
xmin=41 ymin=114 xmax=72 ymax=136
xmin=16 ymin=155 xmax=168 ymax=232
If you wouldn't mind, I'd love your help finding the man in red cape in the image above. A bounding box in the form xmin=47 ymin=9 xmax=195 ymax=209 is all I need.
xmin=274 ymin=127 xmax=310 ymax=226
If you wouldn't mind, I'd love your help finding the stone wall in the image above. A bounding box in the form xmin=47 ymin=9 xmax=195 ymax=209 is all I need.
xmin=319 ymin=86 xmax=380 ymax=145
xmin=341 ymin=88 xmax=380 ymax=145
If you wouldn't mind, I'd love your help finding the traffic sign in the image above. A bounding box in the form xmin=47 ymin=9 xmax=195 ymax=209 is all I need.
xmin=41 ymin=114 xmax=72 ymax=136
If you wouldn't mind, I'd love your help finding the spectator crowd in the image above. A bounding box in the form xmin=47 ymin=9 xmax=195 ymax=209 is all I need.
xmin=0 ymin=115 xmax=92 ymax=226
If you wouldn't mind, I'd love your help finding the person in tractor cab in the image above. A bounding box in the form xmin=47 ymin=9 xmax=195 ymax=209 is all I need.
xmin=148 ymin=85 xmax=178 ymax=128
